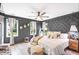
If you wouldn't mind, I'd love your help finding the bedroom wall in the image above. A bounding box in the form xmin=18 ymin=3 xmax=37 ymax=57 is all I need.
xmin=44 ymin=11 xmax=79 ymax=33
xmin=4 ymin=17 xmax=31 ymax=44
xmin=3 ymin=14 xmax=42 ymax=44
xmin=14 ymin=19 xmax=31 ymax=44
xmin=3 ymin=12 xmax=79 ymax=43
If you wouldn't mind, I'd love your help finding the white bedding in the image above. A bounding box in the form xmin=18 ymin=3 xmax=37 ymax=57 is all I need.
xmin=38 ymin=36 xmax=69 ymax=55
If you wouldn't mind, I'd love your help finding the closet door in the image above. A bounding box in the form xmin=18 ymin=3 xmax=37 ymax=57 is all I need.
xmin=0 ymin=23 xmax=2 ymax=44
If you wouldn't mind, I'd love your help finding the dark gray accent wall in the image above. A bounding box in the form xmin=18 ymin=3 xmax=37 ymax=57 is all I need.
xmin=4 ymin=17 xmax=9 ymax=43
xmin=44 ymin=12 xmax=79 ymax=33
xmin=14 ymin=19 xmax=30 ymax=44
xmin=3 ymin=17 xmax=42 ymax=44
xmin=0 ymin=12 xmax=42 ymax=44
xmin=4 ymin=17 xmax=31 ymax=44
xmin=2 ymin=11 xmax=79 ymax=44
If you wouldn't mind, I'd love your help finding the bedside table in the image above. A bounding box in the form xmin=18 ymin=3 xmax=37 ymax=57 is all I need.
xmin=64 ymin=47 xmax=79 ymax=55
xmin=69 ymin=39 xmax=79 ymax=52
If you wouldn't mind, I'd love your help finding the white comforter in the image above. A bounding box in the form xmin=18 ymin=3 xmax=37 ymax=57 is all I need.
xmin=38 ymin=36 xmax=69 ymax=55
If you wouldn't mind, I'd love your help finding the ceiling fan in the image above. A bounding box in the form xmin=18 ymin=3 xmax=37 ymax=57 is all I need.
xmin=29 ymin=11 xmax=49 ymax=21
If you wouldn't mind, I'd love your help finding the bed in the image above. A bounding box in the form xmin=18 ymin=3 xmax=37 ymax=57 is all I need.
xmin=9 ymin=33 xmax=69 ymax=55
xmin=38 ymin=33 xmax=69 ymax=55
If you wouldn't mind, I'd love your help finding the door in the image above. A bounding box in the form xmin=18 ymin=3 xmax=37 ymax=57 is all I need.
xmin=0 ymin=23 xmax=2 ymax=44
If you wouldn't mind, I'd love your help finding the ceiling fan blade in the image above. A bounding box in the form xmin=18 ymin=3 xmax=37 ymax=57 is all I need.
xmin=35 ymin=16 xmax=38 ymax=20
xmin=39 ymin=16 xmax=43 ymax=21
xmin=41 ymin=12 xmax=46 ymax=15
xmin=42 ymin=16 xmax=49 ymax=18
xmin=28 ymin=16 xmax=36 ymax=17
xmin=35 ymin=17 xmax=37 ymax=20
xmin=32 ymin=12 xmax=37 ymax=13
xmin=34 ymin=16 xmax=43 ymax=21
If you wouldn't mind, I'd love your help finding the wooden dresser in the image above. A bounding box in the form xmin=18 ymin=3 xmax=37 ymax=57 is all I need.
xmin=69 ymin=39 xmax=79 ymax=52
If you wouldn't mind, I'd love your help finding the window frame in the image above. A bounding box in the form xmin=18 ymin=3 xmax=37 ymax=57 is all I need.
xmin=30 ymin=21 xmax=37 ymax=35
xmin=6 ymin=17 xmax=19 ymax=37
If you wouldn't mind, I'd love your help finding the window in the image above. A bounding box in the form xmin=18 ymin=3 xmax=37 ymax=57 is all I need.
xmin=30 ymin=21 xmax=36 ymax=35
xmin=42 ymin=22 xmax=48 ymax=35
xmin=6 ymin=18 xmax=19 ymax=37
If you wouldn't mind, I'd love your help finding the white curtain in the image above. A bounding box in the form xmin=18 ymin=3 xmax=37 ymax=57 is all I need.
xmin=9 ymin=18 xmax=14 ymax=45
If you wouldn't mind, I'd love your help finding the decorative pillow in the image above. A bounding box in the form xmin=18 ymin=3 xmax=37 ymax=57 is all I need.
xmin=29 ymin=35 xmax=33 ymax=41
xmin=30 ymin=36 xmax=43 ymax=45
xmin=47 ymin=31 xmax=51 ymax=38
xmin=30 ymin=36 xmax=36 ymax=43
xmin=50 ymin=32 xmax=54 ymax=39
xmin=49 ymin=32 xmax=61 ymax=39
xmin=47 ymin=31 xmax=61 ymax=39
xmin=53 ymin=32 xmax=61 ymax=39
xmin=33 ymin=36 xmax=43 ymax=42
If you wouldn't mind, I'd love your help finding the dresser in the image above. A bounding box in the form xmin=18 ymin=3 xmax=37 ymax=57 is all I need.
xmin=69 ymin=39 xmax=79 ymax=52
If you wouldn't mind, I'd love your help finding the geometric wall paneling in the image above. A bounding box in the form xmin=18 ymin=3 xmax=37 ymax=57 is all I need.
xmin=45 ymin=12 xmax=79 ymax=33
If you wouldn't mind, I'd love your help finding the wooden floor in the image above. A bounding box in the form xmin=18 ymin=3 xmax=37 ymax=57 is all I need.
xmin=64 ymin=47 xmax=79 ymax=55
xmin=1 ymin=43 xmax=79 ymax=55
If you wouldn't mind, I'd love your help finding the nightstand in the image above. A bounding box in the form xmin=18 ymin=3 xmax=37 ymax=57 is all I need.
xmin=69 ymin=39 xmax=79 ymax=52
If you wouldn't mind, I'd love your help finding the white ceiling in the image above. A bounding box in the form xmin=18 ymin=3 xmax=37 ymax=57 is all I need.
xmin=2 ymin=3 xmax=79 ymax=21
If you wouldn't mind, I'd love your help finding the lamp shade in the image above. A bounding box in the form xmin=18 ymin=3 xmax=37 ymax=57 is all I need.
xmin=70 ymin=25 xmax=78 ymax=31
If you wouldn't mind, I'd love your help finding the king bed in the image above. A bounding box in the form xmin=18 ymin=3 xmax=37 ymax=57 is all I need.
xmin=29 ymin=32 xmax=69 ymax=55
xmin=9 ymin=32 xmax=69 ymax=55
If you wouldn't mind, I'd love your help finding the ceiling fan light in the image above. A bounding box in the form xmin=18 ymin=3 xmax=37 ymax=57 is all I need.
xmin=36 ymin=16 xmax=42 ymax=21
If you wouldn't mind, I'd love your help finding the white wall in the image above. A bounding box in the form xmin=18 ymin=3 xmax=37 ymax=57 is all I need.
xmin=0 ymin=15 xmax=4 ymax=44
xmin=2 ymin=3 xmax=79 ymax=20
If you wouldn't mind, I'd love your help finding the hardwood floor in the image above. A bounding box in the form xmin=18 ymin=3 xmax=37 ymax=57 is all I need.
xmin=1 ymin=43 xmax=79 ymax=55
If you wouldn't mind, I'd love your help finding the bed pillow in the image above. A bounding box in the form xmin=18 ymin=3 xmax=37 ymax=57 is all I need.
xmin=60 ymin=33 xmax=68 ymax=39
xmin=49 ymin=32 xmax=61 ymax=39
